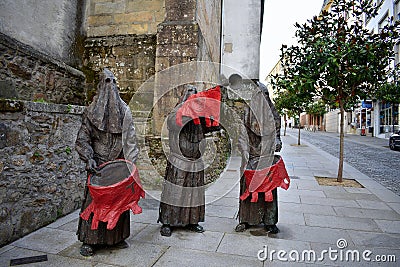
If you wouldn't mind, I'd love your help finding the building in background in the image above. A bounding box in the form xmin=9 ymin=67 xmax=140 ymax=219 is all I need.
xmin=266 ymin=0 xmax=399 ymax=138
xmin=366 ymin=0 xmax=400 ymax=138
xmin=324 ymin=0 xmax=399 ymax=138
xmin=221 ymin=0 xmax=263 ymax=100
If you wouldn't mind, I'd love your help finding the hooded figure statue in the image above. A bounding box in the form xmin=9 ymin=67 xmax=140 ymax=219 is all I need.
xmin=158 ymin=84 xmax=221 ymax=237
xmin=75 ymin=68 xmax=139 ymax=256
xmin=235 ymin=81 xmax=287 ymax=234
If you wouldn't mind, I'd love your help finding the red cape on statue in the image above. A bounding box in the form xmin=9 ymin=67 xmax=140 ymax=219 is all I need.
xmin=240 ymin=157 xmax=290 ymax=202
xmin=176 ymin=86 xmax=221 ymax=127
xmin=80 ymin=160 xmax=145 ymax=230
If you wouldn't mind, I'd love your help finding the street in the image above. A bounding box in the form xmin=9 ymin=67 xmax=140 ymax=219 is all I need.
xmin=284 ymin=128 xmax=400 ymax=197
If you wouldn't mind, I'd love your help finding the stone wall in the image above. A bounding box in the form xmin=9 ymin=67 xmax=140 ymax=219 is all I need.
xmin=0 ymin=33 xmax=86 ymax=105
xmin=196 ymin=0 xmax=221 ymax=63
xmin=82 ymin=0 xmax=222 ymax=135
xmin=85 ymin=0 xmax=165 ymax=37
xmin=152 ymin=0 xmax=222 ymax=135
xmin=83 ymin=34 xmax=157 ymax=104
xmin=0 ymin=0 xmax=82 ymax=65
xmin=0 ymin=99 xmax=86 ymax=247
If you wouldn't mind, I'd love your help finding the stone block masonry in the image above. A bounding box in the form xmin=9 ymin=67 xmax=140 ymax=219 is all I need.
xmin=86 ymin=0 xmax=165 ymax=36
xmin=83 ymin=34 xmax=156 ymax=104
xmin=0 ymin=33 xmax=87 ymax=105
xmin=151 ymin=0 xmax=222 ymax=135
xmin=0 ymin=100 xmax=86 ymax=247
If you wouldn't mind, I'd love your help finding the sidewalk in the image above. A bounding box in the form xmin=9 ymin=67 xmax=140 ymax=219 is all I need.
xmin=1 ymin=133 xmax=400 ymax=266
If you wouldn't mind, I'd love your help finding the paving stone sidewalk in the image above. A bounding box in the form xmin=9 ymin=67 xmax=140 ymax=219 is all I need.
xmin=1 ymin=134 xmax=399 ymax=266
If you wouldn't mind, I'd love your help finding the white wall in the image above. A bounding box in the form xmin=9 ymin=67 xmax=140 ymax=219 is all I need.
xmin=221 ymin=0 xmax=261 ymax=80
xmin=0 ymin=0 xmax=81 ymax=64
xmin=325 ymin=110 xmax=339 ymax=133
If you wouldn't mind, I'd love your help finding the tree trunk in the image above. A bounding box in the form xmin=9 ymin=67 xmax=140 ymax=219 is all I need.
xmin=319 ymin=115 xmax=322 ymax=131
xmin=313 ymin=115 xmax=316 ymax=132
xmin=297 ymin=112 xmax=301 ymax=145
xmin=337 ymin=102 xmax=345 ymax=183
xmin=283 ymin=113 xmax=287 ymax=136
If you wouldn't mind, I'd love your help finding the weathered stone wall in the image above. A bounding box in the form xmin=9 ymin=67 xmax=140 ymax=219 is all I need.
xmin=196 ymin=0 xmax=221 ymax=63
xmin=83 ymin=34 xmax=157 ymax=104
xmin=0 ymin=0 xmax=82 ymax=65
xmin=0 ymin=33 xmax=87 ymax=105
xmin=153 ymin=19 xmax=200 ymax=108
xmin=140 ymin=130 xmax=231 ymax=191
xmin=152 ymin=0 xmax=222 ymax=135
xmin=85 ymin=0 xmax=165 ymax=37
xmin=82 ymin=0 xmax=222 ymax=135
xmin=195 ymin=0 xmax=222 ymax=92
xmin=0 ymin=99 xmax=86 ymax=247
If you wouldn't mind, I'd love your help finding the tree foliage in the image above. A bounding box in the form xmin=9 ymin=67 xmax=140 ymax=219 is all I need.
xmin=271 ymin=0 xmax=399 ymax=182
xmin=306 ymin=100 xmax=327 ymax=116
xmin=375 ymin=64 xmax=400 ymax=105
xmin=273 ymin=88 xmax=312 ymax=144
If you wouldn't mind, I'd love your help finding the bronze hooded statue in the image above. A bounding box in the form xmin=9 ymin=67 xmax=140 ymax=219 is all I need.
xmin=75 ymin=68 xmax=139 ymax=256
xmin=235 ymin=81 xmax=284 ymax=234
xmin=158 ymin=84 xmax=222 ymax=237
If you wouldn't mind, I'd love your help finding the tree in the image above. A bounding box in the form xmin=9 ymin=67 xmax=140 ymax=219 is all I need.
xmin=272 ymin=72 xmax=314 ymax=145
xmin=270 ymin=35 xmax=320 ymax=145
xmin=306 ymin=100 xmax=327 ymax=132
xmin=277 ymin=0 xmax=399 ymax=182
xmin=375 ymin=64 xmax=400 ymax=133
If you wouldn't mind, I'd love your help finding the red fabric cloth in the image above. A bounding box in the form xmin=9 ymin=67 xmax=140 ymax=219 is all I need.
xmin=240 ymin=157 xmax=290 ymax=202
xmin=80 ymin=160 xmax=145 ymax=230
xmin=176 ymin=86 xmax=221 ymax=127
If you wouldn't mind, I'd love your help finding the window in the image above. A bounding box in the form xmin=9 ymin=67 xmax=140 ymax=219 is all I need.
xmin=378 ymin=13 xmax=389 ymax=32
xmin=380 ymin=103 xmax=400 ymax=133
xmin=380 ymin=102 xmax=392 ymax=133
xmin=396 ymin=0 xmax=400 ymax=21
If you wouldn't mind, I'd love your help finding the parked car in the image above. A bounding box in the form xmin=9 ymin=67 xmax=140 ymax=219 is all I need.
xmin=389 ymin=130 xmax=400 ymax=150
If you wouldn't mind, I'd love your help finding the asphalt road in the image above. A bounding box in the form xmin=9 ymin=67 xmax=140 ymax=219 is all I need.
xmin=284 ymin=128 xmax=400 ymax=197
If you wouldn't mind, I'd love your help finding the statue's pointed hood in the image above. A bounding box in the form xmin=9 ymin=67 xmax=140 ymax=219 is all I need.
xmin=86 ymin=68 xmax=127 ymax=133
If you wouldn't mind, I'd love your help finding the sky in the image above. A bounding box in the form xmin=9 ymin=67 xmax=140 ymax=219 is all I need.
xmin=260 ymin=0 xmax=324 ymax=82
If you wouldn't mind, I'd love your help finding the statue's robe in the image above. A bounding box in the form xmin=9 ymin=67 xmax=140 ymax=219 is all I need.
xmin=75 ymin=69 xmax=138 ymax=245
xmin=237 ymin=86 xmax=282 ymax=226
xmin=158 ymin=87 xmax=221 ymax=226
